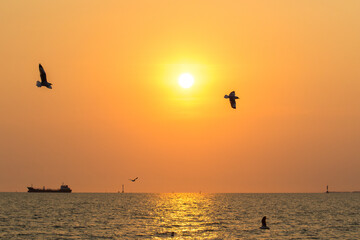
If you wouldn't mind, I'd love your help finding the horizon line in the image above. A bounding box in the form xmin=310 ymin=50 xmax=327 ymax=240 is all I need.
xmin=2 ymin=191 xmax=360 ymax=194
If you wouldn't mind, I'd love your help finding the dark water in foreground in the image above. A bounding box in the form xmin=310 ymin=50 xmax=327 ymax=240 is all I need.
xmin=0 ymin=193 xmax=359 ymax=239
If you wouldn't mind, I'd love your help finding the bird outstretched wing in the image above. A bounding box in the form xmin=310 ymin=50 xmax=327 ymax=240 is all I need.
xmin=39 ymin=64 xmax=47 ymax=84
xmin=230 ymin=99 xmax=236 ymax=109
xmin=229 ymin=91 xmax=235 ymax=97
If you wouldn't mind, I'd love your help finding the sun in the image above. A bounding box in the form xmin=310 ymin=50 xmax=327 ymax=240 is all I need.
xmin=178 ymin=73 xmax=194 ymax=88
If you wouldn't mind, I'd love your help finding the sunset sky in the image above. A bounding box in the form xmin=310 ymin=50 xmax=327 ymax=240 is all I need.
xmin=1 ymin=0 xmax=359 ymax=193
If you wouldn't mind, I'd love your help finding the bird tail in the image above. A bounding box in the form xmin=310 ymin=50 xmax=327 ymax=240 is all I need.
xmin=36 ymin=81 xmax=42 ymax=87
xmin=224 ymin=95 xmax=229 ymax=98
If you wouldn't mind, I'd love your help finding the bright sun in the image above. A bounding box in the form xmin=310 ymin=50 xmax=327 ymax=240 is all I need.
xmin=178 ymin=73 xmax=194 ymax=88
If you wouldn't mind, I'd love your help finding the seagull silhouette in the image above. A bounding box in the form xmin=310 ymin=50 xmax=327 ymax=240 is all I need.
xmin=224 ymin=91 xmax=239 ymax=109
xmin=36 ymin=64 xmax=52 ymax=89
xmin=129 ymin=177 xmax=138 ymax=182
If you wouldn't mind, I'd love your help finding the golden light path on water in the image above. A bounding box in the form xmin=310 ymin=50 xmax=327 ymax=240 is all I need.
xmin=152 ymin=193 xmax=218 ymax=238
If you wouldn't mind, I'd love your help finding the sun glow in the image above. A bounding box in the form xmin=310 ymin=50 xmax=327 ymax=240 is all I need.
xmin=178 ymin=73 xmax=194 ymax=88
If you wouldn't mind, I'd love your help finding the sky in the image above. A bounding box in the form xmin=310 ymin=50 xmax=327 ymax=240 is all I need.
xmin=0 ymin=0 xmax=359 ymax=193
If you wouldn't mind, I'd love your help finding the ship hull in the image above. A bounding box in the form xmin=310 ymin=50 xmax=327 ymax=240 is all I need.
xmin=27 ymin=187 xmax=72 ymax=193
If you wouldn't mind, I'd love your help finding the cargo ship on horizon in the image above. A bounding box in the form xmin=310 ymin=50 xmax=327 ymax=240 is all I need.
xmin=27 ymin=184 xmax=72 ymax=193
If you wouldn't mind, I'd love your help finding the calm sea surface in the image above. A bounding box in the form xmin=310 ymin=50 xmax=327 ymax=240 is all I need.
xmin=0 ymin=193 xmax=359 ymax=239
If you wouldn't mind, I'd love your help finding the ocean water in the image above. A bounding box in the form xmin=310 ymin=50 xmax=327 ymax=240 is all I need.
xmin=0 ymin=193 xmax=359 ymax=239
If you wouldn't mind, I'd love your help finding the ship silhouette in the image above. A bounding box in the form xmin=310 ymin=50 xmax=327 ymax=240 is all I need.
xmin=27 ymin=184 xmax=72 ymax=193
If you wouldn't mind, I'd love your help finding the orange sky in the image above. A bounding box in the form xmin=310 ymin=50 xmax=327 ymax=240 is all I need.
xmin=0 ymin=0 xmax=359 ymax=192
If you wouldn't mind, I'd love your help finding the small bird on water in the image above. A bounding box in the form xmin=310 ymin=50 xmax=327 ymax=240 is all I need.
xmin=36 ymin=64 xmax=52 ymax=89
xmin=129 ymin=177 xmax=138 ymax=182
xmin=224 ymin=91 xmax=239 ymax=109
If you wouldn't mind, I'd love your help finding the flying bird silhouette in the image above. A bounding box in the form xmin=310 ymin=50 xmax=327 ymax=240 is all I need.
xmin=129 ymin=177 xmax=139 ymax=182
xmin=36 ymin=64 xmax=52 ymax=89
xmin=224 ymin=91 xmax=239 ymax=109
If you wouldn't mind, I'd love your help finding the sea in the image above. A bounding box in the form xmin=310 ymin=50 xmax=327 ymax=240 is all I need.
xmin=0 ymin=193 xmax=359 ymax=239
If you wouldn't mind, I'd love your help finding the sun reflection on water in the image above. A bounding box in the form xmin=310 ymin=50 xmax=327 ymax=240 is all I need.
xmin=152 ymin=193 xmax=219 ymax=239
